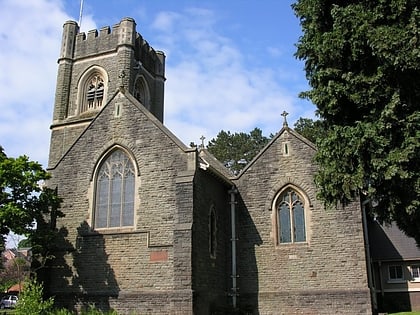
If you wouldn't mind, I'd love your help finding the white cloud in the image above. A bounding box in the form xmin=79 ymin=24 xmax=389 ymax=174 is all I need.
xmin=155 ymin=9 xmax=303 ymax=145
xmin=0 ymin=0 xmax=69 ymax=164
xmin=267 ymin=46 xmax=283 ymax=58
xmin=152 ymin=11 xmax=182 ymax=32
xmin=0 ymin=1 xmax=314 ymax=249
xmin=0 ymin=1 xmax=313 ymax=166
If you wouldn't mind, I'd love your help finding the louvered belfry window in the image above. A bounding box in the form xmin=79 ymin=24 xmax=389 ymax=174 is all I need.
xmin=86 ymin=75 xmax=104 ymax=110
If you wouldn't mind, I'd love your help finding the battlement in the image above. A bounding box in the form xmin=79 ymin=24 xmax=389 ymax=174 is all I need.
xmin=59 ymin=17 xmax=165 ymax=77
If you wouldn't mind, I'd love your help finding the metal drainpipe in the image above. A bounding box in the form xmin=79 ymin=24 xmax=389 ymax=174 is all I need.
xmin=361 ymin=198 xmax=377 ymax=311
xmin=229 ymin=186 xmax=238 ymax=309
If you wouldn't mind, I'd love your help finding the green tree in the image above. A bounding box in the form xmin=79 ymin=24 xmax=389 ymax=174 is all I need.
xmin=207 ymin=128 xmax=271 ymax=174
xmin=0 ymin=255 xmax=30 ymax=292
xmin=293 ymin=1 xmax=420 ymax=241
xmin=293 ymin=117 xmax=325 ymax=144
xmin=0 ymin=146 xmax=63 ymax=264
xmin=18 ymin=238 xmax=31 ymax=248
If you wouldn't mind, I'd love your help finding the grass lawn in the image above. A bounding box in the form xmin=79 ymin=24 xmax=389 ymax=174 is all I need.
xmin=390 ymin=312 xmax=420 ymax=315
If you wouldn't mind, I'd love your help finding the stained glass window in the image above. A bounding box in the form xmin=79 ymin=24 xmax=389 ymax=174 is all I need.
xmin=95 ymin=150 xmax=135 ymax=229
xmin=276 ymin=188 xmax=306 ymax=244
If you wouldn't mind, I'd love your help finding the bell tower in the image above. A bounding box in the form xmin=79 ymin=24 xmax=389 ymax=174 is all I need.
xmin=48 ymin=18 xmax=166 ymax=167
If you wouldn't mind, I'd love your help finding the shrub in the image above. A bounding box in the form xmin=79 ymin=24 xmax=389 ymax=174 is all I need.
xmin=81 ymin=305 xmax=118 ymax=314
xmin=14 ymin=278 xmax=54 ymax=315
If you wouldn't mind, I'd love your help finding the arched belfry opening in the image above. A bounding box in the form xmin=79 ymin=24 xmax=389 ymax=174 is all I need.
xmin=133 ymin=75 xmax=150 ymax=109
xmin=77 ymin=66 xmax=108 ymax=115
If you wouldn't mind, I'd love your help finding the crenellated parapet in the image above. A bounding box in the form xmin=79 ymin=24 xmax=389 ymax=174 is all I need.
xmin=70 ymin=18 xmax=135 ymax=59
xmin=51 ymin=17 xmax=166 ymax=162
xmin=59 ymin=17 xmax=164 ymax=77
xmin=134 ymin=34 xmax=165 ymax=78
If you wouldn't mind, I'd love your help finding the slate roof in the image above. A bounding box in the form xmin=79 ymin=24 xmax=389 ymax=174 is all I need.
xmin=368 ymin=219 xmax=420 ymax=261
xmin=198 ymin=148 xmax=233 ymax=185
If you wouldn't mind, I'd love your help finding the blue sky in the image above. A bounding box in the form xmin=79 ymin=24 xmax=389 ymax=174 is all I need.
xmin=0 ymin=0 xmax=315 ymax=169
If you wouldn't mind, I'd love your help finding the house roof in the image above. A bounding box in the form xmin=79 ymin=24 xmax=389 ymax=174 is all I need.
xmin=198 ymin=148 xmax=234 ymax=186
xmin=7 ymin=282 xmax=23 ymax=293
xmin=368 ymin=219 xmax=420 ymax=261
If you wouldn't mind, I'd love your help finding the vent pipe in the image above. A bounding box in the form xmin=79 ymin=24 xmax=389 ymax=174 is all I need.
xmin=229 ymin=186 xmax=238 ymax=309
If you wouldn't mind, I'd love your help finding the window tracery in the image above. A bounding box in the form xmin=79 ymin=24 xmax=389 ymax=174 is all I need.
xmin=275 ymin=187 xmax=306 ymax=244
xmin=94 ymin=149 xmax=135 ymax=229
xmin=78 ymin=67 xmax=108 ymax=114
xmin=86 ymin=75 xmax=104 ymax=110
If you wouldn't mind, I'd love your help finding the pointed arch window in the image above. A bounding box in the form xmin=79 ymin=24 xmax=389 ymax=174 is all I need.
xmin=94 ymin=150 xmax=135 ymax=229
xmin=209 ymin=205 xmax=217 ymax=258
xmin=275 ymin=188 xmax=306 ymax=244
xmin=133 ymin=76 xmax=150 ymax=108
xmin=78 ymin=67 xmax=108 ymax=114
xmin=86 ymin=74 xmax=104 ymax=109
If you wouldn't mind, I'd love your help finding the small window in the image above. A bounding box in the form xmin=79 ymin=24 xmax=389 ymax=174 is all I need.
xmin=388 ymin=265 xmax=404 ymax=281
xmin=94 ymin=149 xmax=135 ymax=229
xmin=114 ymin=102 xmax=122 ymax=118
xmin=411 ymin=265 xmax=420 ymax=281
xmin=209 ymin=206 xmax=217 ymax=258
xmin=86 ymin=75 xmax=104 ymax=109
xmin=133 ymin=76 xmax=150 ymax=108
xmin=283 ymin=142 xmax=290 ymax=156
xmin=78 ymin=67 xmax=108 ymax=114
xmin=275 ymin=188 xmax=306 ymax=244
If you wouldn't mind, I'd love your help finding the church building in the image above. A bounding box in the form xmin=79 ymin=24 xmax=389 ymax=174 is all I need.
xmin=45 ymin=18 xmax=372 ymax=314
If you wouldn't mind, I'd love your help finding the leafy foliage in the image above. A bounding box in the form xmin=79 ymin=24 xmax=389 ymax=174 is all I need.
xmin=207 ymin=128 xmax=271 ymax=174
xmin=14 ymin=278 xmax=54 ymax=315
xmin=18 ymin=238 xmax=31 ymax=248
xmin=293 ymin=117 xmax=325 ymax=144
xmin=14 ymin=278 xmax=119 ymax=314
xmin=0 ymin=146 xmax=63 ymax=269
xmin=0 ymin=147 xmax=48 ymax=239
xmin=0 ymin=254 xmax=30 ymax=292
xmin=79 ymin=305 xmax=118 ymax=315
xmin=293 ymin=1 xmax=420 ymax=241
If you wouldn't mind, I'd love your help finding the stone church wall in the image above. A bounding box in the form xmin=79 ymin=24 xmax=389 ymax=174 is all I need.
xmin=46 ymin=17 xmax=373 ymax=315
xmin=192 ymin=170 xmax=232 ymax=314
xmin=233 ymin=129 xmax=372 ymax=314
xmin=50 ymin=18 xmax=165 ymax=168
xmin=46 ymin=94 xmax=195 ymax=314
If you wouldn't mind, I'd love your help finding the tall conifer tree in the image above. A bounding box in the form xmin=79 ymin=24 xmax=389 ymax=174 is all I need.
xmin=293 ymin=1 xmax=420 ymax=241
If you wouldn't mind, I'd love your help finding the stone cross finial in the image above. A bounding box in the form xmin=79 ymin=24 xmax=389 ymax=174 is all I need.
xmin=119 ymin=70 xmax=126 ymax=88
xmin=281 ymin=110 xmax=289 ymax=127
xmin=200 ymin=135 xmax=206 ymax=149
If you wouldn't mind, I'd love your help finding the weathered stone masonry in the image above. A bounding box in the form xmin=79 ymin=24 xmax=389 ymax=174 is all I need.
xmin=45 ymin=17 xmax=372 ymax=314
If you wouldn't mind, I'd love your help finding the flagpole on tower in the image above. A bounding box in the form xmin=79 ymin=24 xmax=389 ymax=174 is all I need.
xmin=78 ymin=0 xmax=84 ymax=28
